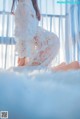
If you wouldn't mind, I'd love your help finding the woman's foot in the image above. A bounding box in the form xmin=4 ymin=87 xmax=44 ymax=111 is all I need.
xmin=18 ymin=57 xmax=30 ymax=66
xmin=18 ymin=57 xmax=26 ymax=66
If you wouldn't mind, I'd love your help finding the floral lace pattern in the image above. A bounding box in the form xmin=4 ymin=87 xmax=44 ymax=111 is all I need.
xmin=15 ymin=0 xmax=60 ymax=66
xmin=31 ymin=27 xmax=60 ymax=66
xmin=15 ymin=27 xmax=60 ymax=66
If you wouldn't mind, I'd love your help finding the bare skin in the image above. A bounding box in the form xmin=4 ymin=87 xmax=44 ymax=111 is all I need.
xmin=18 ymin=58 xmax=80 ymax=71
xmin=11 ymin=0 xmax=41 ymax=20
xmin=18 ymin=58 xmax=26 ymax=66
xmin=32 ymin=0 xmax=41 ymax=21
xmin=18 ymin=57 xmax=29 ymax=66
xmin=18 ymin=57 xmax=41 ymax=66
xmin=52 ymin=61 xmax=80 ymax=71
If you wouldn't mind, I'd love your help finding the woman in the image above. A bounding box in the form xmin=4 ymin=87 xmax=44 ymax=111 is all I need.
xmin=11 ymin=0 xmax=80 ymax=71
xmin=11 ymin=0 xmax=60 ymax=67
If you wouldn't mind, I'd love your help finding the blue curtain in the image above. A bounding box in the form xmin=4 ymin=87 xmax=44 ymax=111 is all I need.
xmin=71 ymin=0 xmax=80 ymax=61
xmin=78 ymin=0 xmax=80 ymax=32
xmin=65 ymin=0 xmax=80 ymax=62
xmin=71 ymin=0 xmax=80 ymax=38
xmin=77 ymin=0 xmax=80 ymax=61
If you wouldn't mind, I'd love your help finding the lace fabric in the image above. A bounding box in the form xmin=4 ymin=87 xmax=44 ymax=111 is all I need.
xmin=31 ymin=27 xmax=60 ymax=66
xmin=15 ymin=27 xmax=60 ymax=66
xmin=14 ymin=0 xmax=60 ymax=66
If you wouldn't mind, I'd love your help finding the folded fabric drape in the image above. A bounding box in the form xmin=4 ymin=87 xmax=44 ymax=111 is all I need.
xmin=65 ymin=0 xmax=80 ymax=62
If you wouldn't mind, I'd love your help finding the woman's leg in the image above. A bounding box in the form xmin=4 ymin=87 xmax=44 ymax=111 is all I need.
xmin=52 ymin=61 xmax=80 ymax=71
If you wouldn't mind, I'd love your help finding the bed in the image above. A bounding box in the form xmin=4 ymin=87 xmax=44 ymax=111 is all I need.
xmin=0 ymin=66 xmax=80 ymax=119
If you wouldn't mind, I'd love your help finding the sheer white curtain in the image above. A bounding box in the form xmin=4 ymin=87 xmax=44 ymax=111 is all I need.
xmin=0 ymin=0 xmax=15 ymax=69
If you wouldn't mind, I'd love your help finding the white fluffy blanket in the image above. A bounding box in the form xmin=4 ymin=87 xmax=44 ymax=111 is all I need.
xmin=0 ymin=66 xmax=80 ymax=119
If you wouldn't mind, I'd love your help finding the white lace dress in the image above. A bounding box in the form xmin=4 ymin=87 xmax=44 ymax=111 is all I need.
xmin=15 ymin=0 xmax=60 ymax=66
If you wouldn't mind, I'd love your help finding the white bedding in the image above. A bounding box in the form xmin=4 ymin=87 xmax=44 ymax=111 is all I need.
xmin=0 ymin=66 xmax=80 ymax=119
